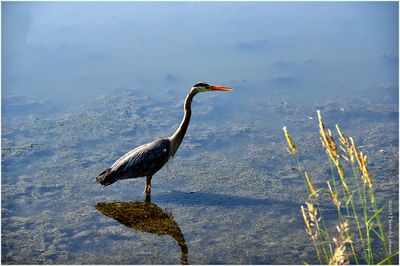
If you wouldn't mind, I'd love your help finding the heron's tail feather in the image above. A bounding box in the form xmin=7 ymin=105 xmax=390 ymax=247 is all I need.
xmin=96 ymin=168 xmax=119 ymax=186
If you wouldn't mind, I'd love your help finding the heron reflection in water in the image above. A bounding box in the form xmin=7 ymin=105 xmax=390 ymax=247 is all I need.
xmin=96 ymin=200 xmax=188 ymax=264
xmin=96 ymin=82 xmax=233 ymax=197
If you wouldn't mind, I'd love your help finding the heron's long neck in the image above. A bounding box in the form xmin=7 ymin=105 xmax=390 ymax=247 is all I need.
xmin=169 ymin=90 xmax=197 ymax=157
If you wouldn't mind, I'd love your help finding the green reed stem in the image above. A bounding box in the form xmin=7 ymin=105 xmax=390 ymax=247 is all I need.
xmin=336 ymin=159 xmax=371 ymax=264
xmin=319 ymin=208 xmax=333 ymax=257
xmin=350 ymin=164 xmax=369 ymax=263
xmin=369 ymin=187 xmax=389 ymax=264
xmin=329 ymin=161 xmax=360 ymax=264
xmin=362 ymin=182 xmax=373 ymax=264
xmin=312 ymin=237 xmax=323 ymax=265
xmin=314 ymin=213 xmax=330 ymax=263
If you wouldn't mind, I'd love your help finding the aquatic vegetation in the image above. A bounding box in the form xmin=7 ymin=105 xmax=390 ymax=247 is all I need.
xmin=283 ymin=111 xmax=398 ymax=265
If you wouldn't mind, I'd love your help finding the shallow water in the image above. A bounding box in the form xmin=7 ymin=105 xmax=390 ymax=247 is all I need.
xmin=2 ymin=87 xmax=399 ymax=264
xmin=2 ymin=2 xmax=399 ymax=265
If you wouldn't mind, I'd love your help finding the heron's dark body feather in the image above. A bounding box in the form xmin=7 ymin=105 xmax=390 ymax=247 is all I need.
xmin=96 ymin=138 xmax=171 ymax=186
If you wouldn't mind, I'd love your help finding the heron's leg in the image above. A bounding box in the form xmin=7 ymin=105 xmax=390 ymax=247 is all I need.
xmin=145 ymin=175 xmax=152 ymax=196
xmin=145 ymin=193 xmax=151 ymax=203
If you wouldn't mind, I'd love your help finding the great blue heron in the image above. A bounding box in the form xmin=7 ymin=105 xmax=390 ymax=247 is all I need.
xmin=96 ymin=82 xmax=233 ymax=197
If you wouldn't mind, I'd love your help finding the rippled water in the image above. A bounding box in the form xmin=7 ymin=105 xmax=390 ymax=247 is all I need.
xmin=2 ymin=2 xmax=399 ymax=264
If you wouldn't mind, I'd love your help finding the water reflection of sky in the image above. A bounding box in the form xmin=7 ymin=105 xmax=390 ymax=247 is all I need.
xmin=3 ymin=2 xmax=398 ymax=105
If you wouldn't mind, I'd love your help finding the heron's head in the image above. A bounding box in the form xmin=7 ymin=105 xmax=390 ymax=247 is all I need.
xmin=191 ymin=82 xmax=233 ymax=93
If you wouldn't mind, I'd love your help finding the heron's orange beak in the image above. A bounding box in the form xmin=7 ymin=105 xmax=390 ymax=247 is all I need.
xmin=210 ymin=85 xmax=233 ymax=91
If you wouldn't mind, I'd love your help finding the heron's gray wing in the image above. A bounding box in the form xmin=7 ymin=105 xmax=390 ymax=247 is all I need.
xmin=113 ymin=138 xmax=171 ymax=178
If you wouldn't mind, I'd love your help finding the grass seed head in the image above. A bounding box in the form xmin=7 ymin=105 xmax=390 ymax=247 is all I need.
xmin=306 ymin=201 xmax=318 ymax=222
xmin=335 ymin=124 xmax=350 ymax=149
xmin=329 ymin=244 xmax=348 ymax=265
xmin=327 ymin=181 xmax=340 ymax=207
xmin=305 ymin=171 xmax=318 ymax=199
xmin=283 ymin=126 xmax=297 ymax=155
xmin=318 ymin=111 xmax=338 ymax=160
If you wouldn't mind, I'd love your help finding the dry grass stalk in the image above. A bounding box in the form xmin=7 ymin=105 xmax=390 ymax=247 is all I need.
xmin=318 ymin=112 xmax=351 ymax=193
xmin=301 ymin=205 xmax=315 ymax=239
xmin=283 ymin=126 xmax=297 ymax=155
xmin=350 ymin=137 xmax=363 ymax=169
xmin=306 ymin=201 xmax=318 ymax=223
xmin=335 ymin=124 xmax=348 ymax=147
xmin=329 ymin=220 xmax=352 ymax=265
xmin=305 ymin=171 xmax=318 ymax=198
xmin=337 ymin=220 xmax=350 ymax=236
xmin=301 ymin=203 xmax=319 ymax=240
xmin=284 ymin=111 xmax=393 ymax=264
xmin=327 ymin=181 xmax=340 ymax=207
xmin=349 ymin=137 xmax=373 ymax=189
xmin=336 ymin=125 xmax=355 ymax=163
xmin=318 ymin=110 xmax=338 ymax=159
xmin=329 ymin=243 xmax=348 ymax=265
